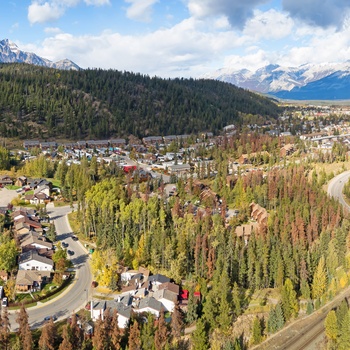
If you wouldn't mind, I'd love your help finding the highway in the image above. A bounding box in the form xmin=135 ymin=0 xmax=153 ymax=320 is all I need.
xmin=9 ymin=204 xmax=93 ymax=331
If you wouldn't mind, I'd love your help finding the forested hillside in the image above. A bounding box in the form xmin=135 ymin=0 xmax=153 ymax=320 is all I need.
xmin=0 ymin=63 xmax=281 ymax=139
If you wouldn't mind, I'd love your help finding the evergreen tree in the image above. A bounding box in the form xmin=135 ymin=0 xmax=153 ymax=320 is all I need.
xmin=324 ymin=310 xmax=338 ymax=350
xmin=281 ymin=278 xmax=298 ymax=321
xmin=154 ymin=311 xmax=169 ymax=350
xmin=185 ymin=289 xmax=198 ymax=324
xmin=338 ymin=310 xmax=350 ymax=350
xmin=0 ymin=308 xmax=10 ymax=350
xmin=140 ymin=313 xmax=155 ymax=350
xmin=128 ymin=320 xmax=141 ymax=350
xmin=191 ymin=319 xmax=208 ymax=350
xmin=312 ymin=256 xmax=327 ymax=300
xmin=16 ymin=304 xmax=33 ymax=350
xmin=58 ymin=325 xmax=73 ymax=350
xmin=170 ymin=300 xmax=184 ymax=341
xmin=39 ymin=318 xmax=56 ymax=350
xmin=250 ymin=316 xmax=263 ymax=346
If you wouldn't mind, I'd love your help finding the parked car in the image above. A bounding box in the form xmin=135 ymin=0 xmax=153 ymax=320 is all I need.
xmin=2 ymin=297 xmax=7 ymax=307
xmin=72 ymin=236 xmax=78 ymax=241
xmin=44 ymin=315 xmax=57 ymax=322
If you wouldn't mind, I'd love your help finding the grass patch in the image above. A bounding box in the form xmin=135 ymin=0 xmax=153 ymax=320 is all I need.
xmin=5 ymin=185 xmax=21 ymax=190
xmin=46 ymin=178 xmax=61 ymax=188
xmin=53 ymin=200 xmax=70 ymax=207
xmin=68 ymin=211 xmax=81 ymax=234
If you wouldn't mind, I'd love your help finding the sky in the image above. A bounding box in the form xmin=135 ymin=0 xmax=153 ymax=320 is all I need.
xmin=2 ymin=0 xmax=350 ymax=78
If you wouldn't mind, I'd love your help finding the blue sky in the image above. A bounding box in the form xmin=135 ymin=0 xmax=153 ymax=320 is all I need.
xmin=2 ymin=0 xmax=350 ymax=78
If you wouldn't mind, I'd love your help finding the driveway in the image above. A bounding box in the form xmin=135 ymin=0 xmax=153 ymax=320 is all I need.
xmin=0 ymin=187 xmax=19 ymax=207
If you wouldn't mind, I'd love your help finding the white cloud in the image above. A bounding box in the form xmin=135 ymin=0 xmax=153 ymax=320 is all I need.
xmin=28 ymin=2 xmax=65 ymax=24
xmin=244 ymin=9 xmax=294 ymax=40
xmin=44 ymin=27 xmax=63 ymax=34
xmin=27 ymin=0 xmax=110 ymax=24
xmin=84 ymin=0 xmax=110 ymax=5
xmin=24 ymin=17 xmax=245 ymax=78
xmin=124 ymin=0 xmax=159 ymax=22
xmin=222 ymin=50 xmax=271 ymax=71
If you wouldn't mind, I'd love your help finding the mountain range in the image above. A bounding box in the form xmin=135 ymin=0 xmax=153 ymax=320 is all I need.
xmin=0 ymin=39 xmax=80 ymax=71
xmin=204 ymin=62 xmax=350 ymax=100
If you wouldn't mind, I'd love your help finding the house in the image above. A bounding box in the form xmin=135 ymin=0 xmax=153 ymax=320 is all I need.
xmin=40 ymin=141 xmax=57 ymax=150
xmin=15 ymin=176 xmax=27 ymax=187
xmin=134 ymin=296 xmax=164 ymax=318
xmin=109 ymin=139 xmax=126 ymax=148
xmin=148 ymin=274 xmax=171 ymax=291
xmin=168 ymin=164 xmax=191 ymax=176
xmin=152 ymin=288 xmax=177 ymax=312
xmin=235 ymin=222 xmax=259 ymax=244
xmin=158 ymin=282 xmax=180 ymax=296
xmin=15 ymin=270 xmax=51 ymax=292
xmin=25 ymin=193 xmax=49 ymax=205
xmin=91 ymin=296 xmax=132 ymax=328
xmin=18 ymin=251 xmax=54 ymax=271
xmin=23 ymin=140 xmax=40 ymax=149
xmin=0 ymin=175 xmax=12 ymax=186
xmin=34 ymin=184 xmax=51 ymax=197
xmin=20 ymin=232 xmax=53 ymax=250
xmin=142 ymin=136 xmax=163 ymax=146
xmin=15 ymin=222 xmax=31 ymax=235
xmin=280 ymin=143 xmax=295 ymax=157
xmin=121 ymin=269 xmax=140 ymax=282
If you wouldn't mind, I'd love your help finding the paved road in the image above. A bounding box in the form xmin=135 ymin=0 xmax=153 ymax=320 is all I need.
xmin=9 ymin=204 xmax=92 ymax=330
xmin=327 ymin=170 xmax=350 ymax=210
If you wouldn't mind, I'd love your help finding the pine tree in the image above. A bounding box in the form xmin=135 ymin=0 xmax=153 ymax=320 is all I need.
xmin=185 ymin=289 xmax=198 ymax=324
xmin=191 ymin=319 xmax=208 ymax=350
xmin=110 ymin=309 xmax=121 ymax=350
xmin=170 ymin=300 xmax=184 ymax=341
xmin=128 ymin=320 xmax=141 ymax=350
xmin=324 ymin=310 xmax=338 ymax=349
xmin=281 ymin=278 xmax=298 ymax=321
xmin=16 ymin=304 xmax=33 ymax=350
xmin=0 ymin=308 xmax=10 ymax=350
xmin=92 ymin=316 xmax=107 ymax=350
xmin=141 ymin=313 xmax=155 ymax=350
xmin=250 ymin=316 xmax=263 ymax=346
xmin=39 ymin=318 xmax=56 ymax=350
xmin=312 ymin=256 xmax=327 ymax=300
xmin=338 ymin=310 xmax=350 ymax=350
xmin=58 ymin=325 xmax=73 ymax=350
xmin=154 ymin=311 xmax=169 ymax=350
xmin=69 ymin=313 xmax=83 ymax=348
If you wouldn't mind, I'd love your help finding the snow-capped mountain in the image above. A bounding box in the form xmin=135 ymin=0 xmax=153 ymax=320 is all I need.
xmin=204 ymin=62 xmax=350 ymax=100
xmin=0 ymin=39 xmax=80 ymax=70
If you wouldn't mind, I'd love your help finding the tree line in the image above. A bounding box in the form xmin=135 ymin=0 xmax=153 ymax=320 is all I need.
xmin=0 ymin=63 xmax=281 ymax=139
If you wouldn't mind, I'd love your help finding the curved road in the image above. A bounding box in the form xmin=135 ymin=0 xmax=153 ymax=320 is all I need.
xmin=9 ymin=204 xmax=92 ymax=330
xmin=327 ymin=170 xmax=350 ymax=210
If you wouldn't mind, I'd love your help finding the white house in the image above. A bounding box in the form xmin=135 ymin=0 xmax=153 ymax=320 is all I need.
xmin=133 ymin=296 xmax=163 ymax=318
xmin=18 ymin=251 xmax=54 ymax=271
xmin=91 ymin=297 xmax=132 ymax=329
xmin=152 ymin=289 xmax=177 ymax=312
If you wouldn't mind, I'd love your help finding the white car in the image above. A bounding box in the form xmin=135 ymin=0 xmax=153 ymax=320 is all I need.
xmin=2 ymin=297 xmax=7 ymax=307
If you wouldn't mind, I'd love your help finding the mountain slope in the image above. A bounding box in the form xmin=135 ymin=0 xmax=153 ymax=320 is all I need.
xmin=0 ymin=39 xmax=80 ymax=70
xmin=0 ymin=63 xmax=281 ymax=140
xmin=272 ymin=71 xmax=350 ymax=100
xmin=205 ymin=62 xmax=350 ymax=100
